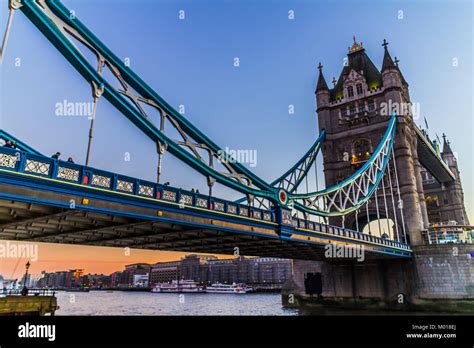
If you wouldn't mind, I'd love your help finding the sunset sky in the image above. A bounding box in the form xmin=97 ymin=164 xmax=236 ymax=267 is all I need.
xmin=1 ymin=241 xmax=226 ymax=279
xmin=1 ymin=0 xmax=472 ymax=279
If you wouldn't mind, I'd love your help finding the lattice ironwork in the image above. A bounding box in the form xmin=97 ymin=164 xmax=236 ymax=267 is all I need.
xmin=272 ymin=131 xmax=325 ymax=193
xmin=16 ymin=0 xmax=404 ymax=221
xmin=24 ymin=159 xmax=50 ymax=175
xmin=57 ymin=166 xmax=79 ymax=182
xmin=196 ymin=198 xmax=208 ymax=208
xmin=138 ymin=184 xmax=154 ymax=197
xmin=117 ymin=180 xmax=134 ymax=193
xmin=214 ymin=202 xmax=225 ymax=211
xmin=235 ymin=130 xmax=325 ymax=209
xmin=179 ymin=194 xmax=193 ymax=205
xmin=0 ymin=153 xmax=17 ymax=168
xmin=22 ymin=0 xmax=276 ymax=201
xmin=227 ymin=204 xmax=237 ymax=214
xmin=163 ymin=190 xmax=177 ymax=202
xmin=239 ymin=207 xmax=248 ymax=216
xmin=281 ymin=209 xmax=292 ymax=225
xmin=290 ymin=115 xmax=397 ymax=217
xmin=91 ymin=174 xmax=111 ymax=188
xmin=263 ymin=212 xmax=272 ymax=221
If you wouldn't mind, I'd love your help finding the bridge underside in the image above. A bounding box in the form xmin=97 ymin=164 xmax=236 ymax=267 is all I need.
xmin=415 ymin=128 xmax=455 ymax=183
xmin=0 ymin=198 xmax=305 ymax=258
xmin=0 ymin=183 xmax=408 ymax=260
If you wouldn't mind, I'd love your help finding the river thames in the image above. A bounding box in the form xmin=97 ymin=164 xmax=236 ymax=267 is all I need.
xmin=55 ymin=291 xmax=299 ymax=316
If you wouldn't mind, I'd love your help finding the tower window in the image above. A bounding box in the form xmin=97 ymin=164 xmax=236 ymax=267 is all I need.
xmin=347 ymin=86 xmax=354 ymax=98
xmin=353 ymin=139 xmax=372 ymax=155
xmin=356 ymin=83 xmax=363 ymax=95
xmin=368 ymin=100 xmax=375 ymax=111
xmin=426 ymin=194 xmax=439 ymax=208
xmin=351 ymin=139 xmax=372 ymax=167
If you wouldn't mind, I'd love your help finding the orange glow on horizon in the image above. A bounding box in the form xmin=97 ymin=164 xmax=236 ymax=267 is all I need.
xmin=0 ymin=241 xmax=232 ymax=279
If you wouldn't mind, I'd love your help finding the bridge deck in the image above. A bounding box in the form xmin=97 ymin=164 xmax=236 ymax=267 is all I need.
xmin=0 ymin=147 xmax=412 ymax=260
xmin=414 ymin=126 xmax=455 ymax=183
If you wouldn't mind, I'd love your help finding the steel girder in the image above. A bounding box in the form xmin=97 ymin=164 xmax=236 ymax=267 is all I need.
xmin=11 ymin=0 xmax=398 ymax=217
xmin=18 ymin=0 xmax=279 ymax=201
xmin=289 ymin=114 xmax=397 ymax=217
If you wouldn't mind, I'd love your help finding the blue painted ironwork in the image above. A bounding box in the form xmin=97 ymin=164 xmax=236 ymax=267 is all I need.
xmin=235 ymin=128 xmax=326 ymax=206
xmin=18 ymin=0 xmax=279 ymax=201
xmin=0 ymin=144 xmax=412 ymax=256
xmin=5 ymin=0 xmax=422 ymax=226
xmin=0 ymin=129 xmax=43 ymax=156
xmin=414 ymin=124 xmax=455 ymax=182
xmin=269 ymin=129 xmax=326 ymax=192
xmin=289 ymin=113 xmax=397 ymax=217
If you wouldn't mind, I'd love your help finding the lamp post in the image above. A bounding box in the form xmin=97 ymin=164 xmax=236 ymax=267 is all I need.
xmin=23 ymin=260 xmax=30 ymax=287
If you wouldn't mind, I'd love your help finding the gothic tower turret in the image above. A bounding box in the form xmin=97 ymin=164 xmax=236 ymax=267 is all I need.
xmin=315 ymin=62 xmax=330 ymax=130
xmin=441 ymin=135 xmax=469 ymax=224
xmin=422 ymin=135 xmax=470 ymax=225
xmin=315 ymin=37 xmax=429 ymax=245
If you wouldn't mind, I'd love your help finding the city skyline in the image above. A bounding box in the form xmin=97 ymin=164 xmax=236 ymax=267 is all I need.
xmin=0 ymin=242 xmax=236 ymax=278
xmin=1 ymin=0 xmax=472 ymax=279
xmin=3 ymin=254 xmax=291 ymax=293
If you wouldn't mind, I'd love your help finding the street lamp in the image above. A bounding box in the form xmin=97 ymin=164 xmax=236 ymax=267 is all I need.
xmin=23 ymin=260 xmax=31 ymax=287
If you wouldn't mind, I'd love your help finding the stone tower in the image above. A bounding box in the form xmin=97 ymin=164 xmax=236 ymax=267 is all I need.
xmin=421 ymin=135 xmax=470 ymax=225
xmin=315 ymin=37 xmax=429 ymax=245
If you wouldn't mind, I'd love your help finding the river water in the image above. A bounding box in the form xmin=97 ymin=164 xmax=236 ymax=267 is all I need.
xmin=55 ymin=290 xmax=299 ymax=316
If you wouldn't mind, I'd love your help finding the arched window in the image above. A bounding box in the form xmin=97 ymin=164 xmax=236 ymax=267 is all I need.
xmin=347 ymin=86 xmax=354 ymax=98
xmin=356 ymin=83 xmax=363 ymax=95
xmin=353 ymin=139 xmax=371 ymax=155
xmin=351 ymin=139 xmax=372 ymax=166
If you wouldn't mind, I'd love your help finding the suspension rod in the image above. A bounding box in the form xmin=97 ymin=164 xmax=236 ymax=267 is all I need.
xmin=0 ymin=6 xmax=16 ymax=64
xmin=366 ymin=201 xmax=371 ymax=235
xmin=391 ymin=147 xmax=408 ymax=244
xmin=381 ymin=173 xmax=391 ymax=239
xmin=387 ymin=159 xmax=400 ymax=242
xmin=85 ymin=83 xmax=103 ymax=166
xmin=374 ymin=187 xmax=382 ymax=237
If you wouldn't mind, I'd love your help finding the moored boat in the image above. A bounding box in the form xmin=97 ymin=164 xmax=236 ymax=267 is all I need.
xmin=151 ymin=280 xmax=204 ymax=293
xmin=205 ymin=283 xmax=254 ymax=294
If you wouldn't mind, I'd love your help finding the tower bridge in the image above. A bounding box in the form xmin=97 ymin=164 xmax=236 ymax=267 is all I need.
xmin=1 ymin=0 xmax=472 ymax=309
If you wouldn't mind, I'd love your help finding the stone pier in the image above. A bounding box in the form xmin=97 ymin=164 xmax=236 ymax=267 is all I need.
xmin=282 ymin=244 xmax=474 ymax=312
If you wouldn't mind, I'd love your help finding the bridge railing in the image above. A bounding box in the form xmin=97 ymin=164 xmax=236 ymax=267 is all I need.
xmin=290 ymin=215 xmax=411 ymax=250
xmin=417 ymin=126 xmax=441 ymax=157
xmin=423 ymin=227 xmax=473 ymax=245
xmin=0 ymin=146 xmax=275 ymax=223
xmin=0 ymin=146 xmax=411 ymax=250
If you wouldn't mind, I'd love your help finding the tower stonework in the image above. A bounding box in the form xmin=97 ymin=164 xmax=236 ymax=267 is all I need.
xmin=282 ymin=38 xmax=474 ymax=311
xmin=421 ymin=136 xmax=470 ymax=225
xmin=316 ymin=38 xmax=428 ymax=245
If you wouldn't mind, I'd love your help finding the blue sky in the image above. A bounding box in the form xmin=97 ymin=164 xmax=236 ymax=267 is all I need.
xmin=1 ymin=0 xmax=473 ymax=221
